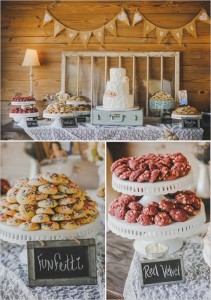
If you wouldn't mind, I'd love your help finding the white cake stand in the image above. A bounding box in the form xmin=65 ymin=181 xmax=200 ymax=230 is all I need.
xmin=43 ymin=112 xmax=74 ymax=128
xmin=11 ymin=101 xmax=36 ymax=106
xmin=96 ymin=106 xmax=139 ymax=111
xmin=0 ymin=216 xmax=100 ymax=264
xmin=66 ymin=100 xmax=88 ymax=106
xmin=109 ymin=171 xmax=206 ymax=254
xmin=171 ymin=113 xmax=202 ymax=120
xmin=9 ymin=112 xmax=39 ymax=127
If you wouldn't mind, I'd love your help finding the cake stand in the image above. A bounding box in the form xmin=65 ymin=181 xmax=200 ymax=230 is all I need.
xmin=9 ymin=112 xmax=39 ymax=127
xmin=171 ymin=113 xmax=202 ymax=120
xmin=0 ymin=216 xmax=100 ymax=264
xmin=43 ymin=112 xmax=74 ymax=127
xmin=95 ymin=106 xmax=139 ymax=111
xmin=66 ymin=100 xmax=88 ymax=106
xmin=109 ymin=171 xmax=206 ymax=254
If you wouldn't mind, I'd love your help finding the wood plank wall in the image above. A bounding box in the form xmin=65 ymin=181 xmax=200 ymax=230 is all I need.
xmin=1 ymin=1 xmax=210 ymax=111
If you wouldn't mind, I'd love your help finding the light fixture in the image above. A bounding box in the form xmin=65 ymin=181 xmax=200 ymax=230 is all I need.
xmin=22 ymin=49 xmax=40 ymax=96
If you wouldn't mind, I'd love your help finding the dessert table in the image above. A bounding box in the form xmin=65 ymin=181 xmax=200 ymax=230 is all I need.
xmin=18 ymin=120 xmax=203 ymax=141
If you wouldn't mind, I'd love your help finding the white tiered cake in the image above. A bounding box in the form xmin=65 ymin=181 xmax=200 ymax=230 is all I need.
xmin=103 ymin=68 xmax=134 ymax=110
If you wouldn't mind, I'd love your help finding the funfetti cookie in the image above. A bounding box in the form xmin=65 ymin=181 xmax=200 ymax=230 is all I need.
xmin=72 ymin=210 xmax=86 ymax=219
xmin=51 ymin=213 xmax=72 ymax=221
xmin=58 ymin=174 xmax=70 ymax=185
xmin=42 ymin=173 xmax=64 ymax=185
xmin=58 ymin=183 xmax=78 ymax=194
xmin=14 ymin=178 xmax=29 ymax=189
xmin=7 ymin=187 xmax=19 ymax=203
xmin=31 ymin=214 xmax=51 ymax=223
xmin=1 ymin=207 xmax=16 ymax=216
xmin=0 ymin=213 xmax=8 ymax=222
xmin=51 ymin=192 xmax=67 ymax=200
xmin=60 ymin=220 xmax=80 ymax=229
xmin=8 ymin=203 xmax=20 ymax=211
xmin=37 ymin=198 xmax=58 ymax=208
xmin=35 ymin=191 xmax=48 ymax=201
xmin=7 ymin=217 xmax=23 ymax=226
xmin=58 ymin=197 xmax=76 ymax=206
xmin=36 ymin=207 xmax=55 ymax=215
xmin=38 ymin=183 xmax=58 ymax=195
xmin=19 ymin=221 xmax=40 ymax=231
xmin=54 ymin=205 xmax=73 ymax=214
xmin=41 ymin=221 xmax=60 ymax=231
xmin=19 ymin=204 xmax=36 ymax=220
xmin=16 ymin=186 xmax=36 ymax=204
xmin=72 ymin=199 xmax=84 ymax=211
xmin=28 ymin=175 xmax=48 ymax=186
xmin=14 ymin=212 xmax=28 ymax=221
xmin=78 ymin=215 xmax=95 ymax=224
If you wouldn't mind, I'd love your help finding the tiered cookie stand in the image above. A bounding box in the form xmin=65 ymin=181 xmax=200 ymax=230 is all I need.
xmin=66 ymin=100 xmax=91 ymax=123
xmin=108 ymin=171 xmax=206 ymax=254
xmin=0 ymin=216 xmax=100 ymax=264
xmin=9 ymin=100 xmax=39 ymax=127
xmin=43 ymin=112 xmax=74 ymax=127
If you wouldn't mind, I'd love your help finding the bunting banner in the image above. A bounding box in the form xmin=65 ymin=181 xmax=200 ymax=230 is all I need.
xmin=42 ymin=7 xmax=210 ymax=47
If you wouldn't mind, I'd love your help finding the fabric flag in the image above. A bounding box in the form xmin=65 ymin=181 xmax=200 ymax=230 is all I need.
xmin=93 ymin=27 xmax=105 ymax=44
xmin=184 ymin=19 xmax=197 ymax=38
xmin=66 ymin=28 xmax=78 ymax=44
xmin=43 ymin=10 xmax=53 ymax=26
xmin=132 ymin=9 xmax=143 ymax=26
xmin=105 ymin=19 xmax=117 ymax=37
xmin=156 ymin=27 xmax=169 ymax=43
xmin=117 ymin=9 xmax=130 ymax=26
xmin=197 ymin=8 xmax=211 ymax=24
xmin=80 ymin=31 xmax=92 ymax=48
xmin=143 ymin=20 xmax=155 ymax=36
xmin=171 ymin=28 xmax=183 ymax=44
xmin=54 ymin=20 xmax=65 ymax=37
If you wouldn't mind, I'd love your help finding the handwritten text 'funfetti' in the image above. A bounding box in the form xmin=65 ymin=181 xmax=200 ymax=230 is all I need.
xmin=143 ymin=264 xmax=180 ymax=279
xmin=37 ymin=253 xmax=84 ymax=272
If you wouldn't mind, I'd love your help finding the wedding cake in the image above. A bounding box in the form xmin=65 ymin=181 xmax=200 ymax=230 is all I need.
xmin=103 ymin=68 xmax=134 ymax=110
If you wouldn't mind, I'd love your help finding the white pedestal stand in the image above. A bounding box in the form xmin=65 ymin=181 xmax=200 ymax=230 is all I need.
xmin=9 ymin=101 xmax=39 ymax=127
xmin=43 ymin=113 xmax=74 ymax=128
xmin=0 ymin=217 xmax=100 ymax=264
xmin=109 ymin=171 xmax=206 ymax=254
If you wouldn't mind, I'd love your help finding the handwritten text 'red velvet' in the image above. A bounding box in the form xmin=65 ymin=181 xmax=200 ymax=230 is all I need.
xmin=143 ymin=264 xmax=181 ymax=279
xmin=37 ymin=252 xmax=84 ymax=272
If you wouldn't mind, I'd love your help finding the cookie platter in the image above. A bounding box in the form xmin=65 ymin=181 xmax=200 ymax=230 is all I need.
xmin=43 ymin=112 xmax=74 ymax=127
xmin=171 ymin=113 xmax=202 ymax=120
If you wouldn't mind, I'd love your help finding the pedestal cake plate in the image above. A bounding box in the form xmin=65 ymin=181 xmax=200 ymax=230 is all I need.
xmin=10 ymin=100 xmax=39 ymax=127
xmin=108 ymin=171 xmax=206 ymax=254
xmin=0 ymin=216 xmax=100 ymax=264
xmin=43 ymin=112 xmax=74 ymax=128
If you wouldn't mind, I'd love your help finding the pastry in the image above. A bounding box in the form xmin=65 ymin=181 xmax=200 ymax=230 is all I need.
xmin=51 ymin=213 xmax=72 ymax=221
xmin=154 ymin=212 xmax=173 ymax=226
xmin=170 ymin=209 xmax=189 ymax=222
xmin=37 ymin=198 xmax=58 ymax=208
xmin=150 ymin=91 xmax=174 ymax=101
xmin=60 ymin=220 xmax=80 ymax=229
xmin=172 ymin=106 xmax=200 ymax=115
xmin=31 ymin=214 xmax=51 ymax=223
xmin=41 ymin=222 xmax=60 ymax=231
xmin=38 ymin=183 xmax=58 ymax=195
xmin=19 ymin=221 xmax=40 ymax=231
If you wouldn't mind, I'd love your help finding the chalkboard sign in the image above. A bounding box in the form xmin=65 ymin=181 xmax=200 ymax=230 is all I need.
xmin=140 ymin=257 xmax=184 ymax=286
xmin=161 ymin=117 xmax=172 ymax=125
xmin=76 ymin=116 xmax=87 ymax=123
xmin=27 ymin=239 xmax=97 ymax=287
xmin=61 ymin=117 xmax=78 ymax=128
xmin=182 ymin=118 xmax=200 ymax=129
xmin=26 ymin=118 xmax=38 ymax=127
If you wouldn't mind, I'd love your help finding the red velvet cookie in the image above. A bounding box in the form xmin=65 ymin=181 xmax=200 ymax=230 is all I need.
xmin=154 ymin=212 xmax=172 ymax=226
xmin=111 ymin=157 xmax=130 ymax=171
xmin=137 ymin=214 xmax=154 ymax=226
xmin=148 ymin=201 xmax=159 ymax=208
xmin=149 ymin=169 xmax=160 ymax=183
xmin=125 ymin=210 xmax=140 ymax=223
xmin=142 ymin=205 xmax=159 ymax=216
xmin=108 ymin=200 xmax=120 ymax=216
xmin=175 ymin=192 xmax=193 ymax=205
xmin=190 ymin=196 xmax=201 ymax=210
xmin=170 ymin=208 xmax=189 ymax=222
xmin=159 ymin=199 xmax=176 ymax=212
xmin=128 ymin=201 xmax=143 ymax=212
xmin=115 ymin=206 xmax=127 ymax=220
xmin=178 ymin=204 xmax=196 ymax=215
xmin=119 ymin=194 xmax=136 ymax=206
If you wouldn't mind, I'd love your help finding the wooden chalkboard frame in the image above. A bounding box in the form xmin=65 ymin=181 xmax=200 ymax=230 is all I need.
xmin=27 ymin=239 xmax=97 ymax=287
xmin=140 ymin=257 xmax=185 ymax=287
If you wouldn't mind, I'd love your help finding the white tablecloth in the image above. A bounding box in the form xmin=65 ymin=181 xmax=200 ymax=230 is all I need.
xmin=123 ymin=237 xmax=210 ymax=300
xmin=20 ymin=120 xmax=203 ymax=141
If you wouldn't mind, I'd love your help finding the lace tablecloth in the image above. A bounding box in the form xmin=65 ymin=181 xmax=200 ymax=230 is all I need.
xmin=0 ymin=232 xmax=105 ymax=300
xmin=123 ymin=238 xmax=210 ymax=300
xmin=20 ymin=121 xmax=203 ymax=141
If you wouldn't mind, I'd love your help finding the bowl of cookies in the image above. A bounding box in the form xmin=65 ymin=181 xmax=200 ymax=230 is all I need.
xmin=149 ymin=91 xmax=175 ymax=117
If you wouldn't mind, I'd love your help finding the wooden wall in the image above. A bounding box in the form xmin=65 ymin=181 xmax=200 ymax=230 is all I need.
xmin=1 ymin=1 xmax=210 ymax=111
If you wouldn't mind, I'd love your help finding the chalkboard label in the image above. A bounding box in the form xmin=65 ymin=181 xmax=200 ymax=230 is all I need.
xmin=27 ymin=239 xmax=97 ymax=287
xmin=61 ymin=117 xmax=78 ymax=128
xmin=140 ymin=257 xmax=184 ymax=286
xmin=76 ymin=116 xmax=87 ymax=123
xmin=182 ymin=118 xmax=200 ymax=129
xmin=26 ymin=118 xmax=38 ymax=127
xmin=161 ymin=117 xmax=172 ymax=125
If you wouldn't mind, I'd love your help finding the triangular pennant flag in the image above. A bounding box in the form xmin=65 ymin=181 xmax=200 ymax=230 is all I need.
xmin=197 ymin=8 xmax=211 ymax=24
xmin=184 ymin=19 xmax=197 ymax=38
xmin=117 ymin=9 xmax=130 ymax=26
xmin=93 ymin=27 xmax=104 ymax=44
xmin=171 ymin=28 xmax=184 ymax=44
xmin=143 ymin=20 xmax=155 ymax=37
xmin=105 ymin=19 xmax=117 ymax=37
xmin=66 ymin=28 xmax=78 ymax=44
xmin=43 ymin=10 xmax=53 ymax=26
xmin=54 ymin=20 xmax=65 ymax=37
xmin=156 ymin=28 xmax=169 ymax=43
xmin=133 ymin=9 xmax=143 ymax=26
xmin=79 ymin=31 xmax=92 ymax=48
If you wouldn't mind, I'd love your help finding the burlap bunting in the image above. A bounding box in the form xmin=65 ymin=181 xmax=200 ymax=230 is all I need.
xmin=197 ymin=8 xmax=211 ymax=24
xmin=43 ymin=10 xmax=53 ymax=26
xmin=156 ymin=28 xmax=169 ymax=43
xmin=54 ymin=20 xmax=65 ymax=37
xmin=132 ymin=9 xmax=143 ymax=26
xmin=105 ymin=19 xmax=117 ymax=37
xmin=93 ymin=27 xmax=105 ymax=44
xmin=117 ymin=9 xmax=130 ymax=26
xmin=184 ymin=19 xmax=197 ymax=38
xmin=171 ymin=28 xmax=183 ymax=44
xmin=79 ymin=31 xmax=92 ymax=48
xmin=66 ymin=28 xmax=78 ymax=44
xmin=143 ymin=20 xmax=155 ymax=37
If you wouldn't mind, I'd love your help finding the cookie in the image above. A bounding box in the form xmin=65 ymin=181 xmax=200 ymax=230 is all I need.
xmin=37 ymin=199 xmax=58 ymax=208
xmin=0 ymin=197 xmax=10 ymax=207
xmin=0 ymin=213 xmax=8 ymax=222
xmin=51 ymin=193 xmax=67 ymax=200
xmin=159 ymin=199 xmax=176 ymax=212
xmin=78 ymin=216 xmax=95 ymax=224
xmin=35 ymin=191 xmax=48 ymax=201
xmin=41 ymin=221 xmax=60 ymax=231
xmin=125 ymin=210 xmax=140 ymax=223
xmin=28 ymin=175 xmax=48 ymax=186
xmin=178 ymin=204 xmax=195 ymax=215
xmin=51 ymin=213 xmax=72 ymax=221
xmin=189 ymin=196 xmax=201 ymax=210
xmin=1 ymin=207 xmax=16 ymax=216
xmin=42 ymin=173 xmax=64 ymax=185
xmin=38 ymin=183 xmax=58 ymax=195
xmin=31 ymin=214 xmax=51 ymax=223
xmin=19 ymin=204 xmax=36 ymax=215
xmin=16 ymin=186 xmax=36 ymax=204
xmin=170 ymin=209 xmax=189 ymax=222
xmin=7 ymin=217 xmax=23 ymax=226
xmin=58 ymin=184 xmax=77 ymax=194
xmin=72 ymin=199 xmax=84 ymax=211
xmin=58 ymin=197 xmax=76 ymax=206
xmin=149 ymin=201 xmax=159 ymax=208
xmin=142 ymin=205 xmax=159 ymax=216
xmin=14 ymin=178 xmax=29 ymax=189
xmin=36 ymin=208 xmax=55 ymax=215
xmin=19 ymin=221 xmax=40 ymax=231
xmin=115 ymin=206 xmax=127 ymax=220
xmin=128 ymin=201 xmax=143 ymax=212
xmin=82 ymin=205 xmax=98 ymax=216
xmin=8 ymin=204 xmax=20 ymax=211
xmin=72 ymin=210 xmax=86 ymax=219
xmin=58 ymin=174 xmax=70 ymax=185
xmin=60 ymin=220 xmax=80 ymax=229
xmin=175 ymin=192 xmax=193 ymax=205
xmin=119 ymin=194 xmax=136 ymax=206
xmin=154 ymin=212 xmax=172 ymax=226
xmin=55 ymin=205 xmax=73 ymax=214
xmin=137 ymin=214 xmax=154 ymax=226
xmin=13 ymin=212 xmax=28 ymax=221
xmin=7 ymin=188 xmax=19 ymax=203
